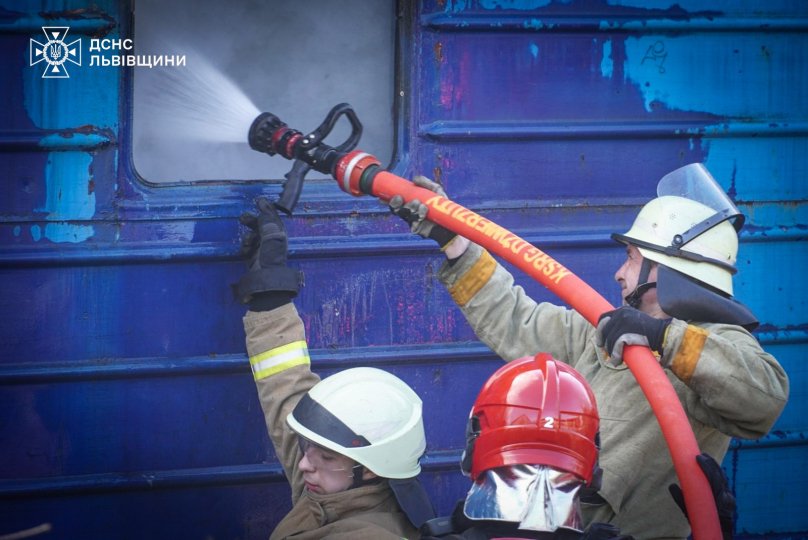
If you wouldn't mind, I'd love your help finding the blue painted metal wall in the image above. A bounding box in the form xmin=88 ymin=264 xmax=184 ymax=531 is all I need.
xmin=1 ymin=1 xmax=805 ymax=538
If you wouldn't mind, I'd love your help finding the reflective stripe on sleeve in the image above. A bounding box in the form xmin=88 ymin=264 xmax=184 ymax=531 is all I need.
xmin=670 ymin=325 xmax=709 ymax=383
xmin=448 ymin=250 xmax=497 ymax=307
xmin=249 ymin=340 xmax=310 ymax=381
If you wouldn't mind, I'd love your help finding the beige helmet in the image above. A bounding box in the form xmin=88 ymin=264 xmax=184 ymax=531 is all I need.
xmin=613 ymin=163 xmax=743 ymax=296
xmin=287 ymin=367 xmax=425 ymax=479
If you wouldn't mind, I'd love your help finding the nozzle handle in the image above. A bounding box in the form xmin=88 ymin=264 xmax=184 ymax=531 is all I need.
xmin=301 ymin=103 xmax=363 ymax=154
xmin=276 ymin=160 xmax=311 ymax=216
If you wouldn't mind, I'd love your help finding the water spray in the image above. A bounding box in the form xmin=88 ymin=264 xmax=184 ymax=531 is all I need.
xmin=248 ymin=103 xmax=723 ymax=540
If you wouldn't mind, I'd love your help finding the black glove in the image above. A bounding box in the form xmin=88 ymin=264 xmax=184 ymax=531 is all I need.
xmin=669 ymin=453 xmax=735 ymax=540
xmin=233 ymin=197 xmax=302 ymax=309
xmin=389 ymin=175 xmax=457 ymax=249
xmin=596 ymin=306 xmax=671 ymax=365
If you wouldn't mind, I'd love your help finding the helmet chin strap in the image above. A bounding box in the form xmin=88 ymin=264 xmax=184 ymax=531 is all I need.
xmin=625 ymin=258 xmax=657 ymax=309
xmin=350 ymin=464 xmax=380 ymax=488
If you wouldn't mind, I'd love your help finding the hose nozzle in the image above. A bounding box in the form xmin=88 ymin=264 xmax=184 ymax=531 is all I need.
xmin=249 ymin=112 xmax=302 ymax=158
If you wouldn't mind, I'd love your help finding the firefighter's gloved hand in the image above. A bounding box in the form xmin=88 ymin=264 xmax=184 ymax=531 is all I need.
xmin=389 ymin=175 xmax=469 ymax=259
xmin=596 ymin=306 xmax=671 ymax=365
xmin=233 ymin=197 xmax=302 ymax=310
xmin=389 ymin=175 xmax=454 ymax=246
xmin=669 ymin=453 xmax=735 ymax=540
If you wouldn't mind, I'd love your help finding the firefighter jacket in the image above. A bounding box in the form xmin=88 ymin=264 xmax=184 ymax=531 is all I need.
xmin=437 ymin=243 xmax=789 ymax=540
xmin=243 ymin=304 xmax=420 ymax=539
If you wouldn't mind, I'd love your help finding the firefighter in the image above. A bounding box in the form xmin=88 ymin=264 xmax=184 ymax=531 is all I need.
xmin=419 ymin=354 xmax=734 ymax=540
xmin=419 ymin=353 xmax=616 ymax=539
xmin=391 ymin=164 xmax=788 ymax=539
xmin=234 ymin=198 xmax=434 ymax=539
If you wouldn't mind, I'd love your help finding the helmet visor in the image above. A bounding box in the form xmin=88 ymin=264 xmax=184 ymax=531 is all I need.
xmin=657 ymin=163 xmax=744 ymax=232
xmin=463 ymin=465 xmax=584 ymax=533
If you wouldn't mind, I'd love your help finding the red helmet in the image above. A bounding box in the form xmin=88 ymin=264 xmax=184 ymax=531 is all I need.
xmin=461 ymin=353 xmax=599 ymax=483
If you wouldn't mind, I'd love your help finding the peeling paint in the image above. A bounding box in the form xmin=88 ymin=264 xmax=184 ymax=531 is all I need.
xmin=39 ymin=152 xmax=95 ymax=243
xmin=604 ymin=0 xmax=676 ymax=6
xmin=445 ymin=0 xmax=469 ymax=13
xmin=439 ymin=49 xmax=469 ymax=111
xmin=601 ymin=39 xmax=613 ymax=78
xmin=445 ymin=0 xmax=552 ymax=13
xmin=622 ymin=35 xmax=805 ymax=116
xmin=479 ymin=0 xmax=552 ymax=9
xmin=523 ymin=19 xmax=547 ymax=30
xmin=19 ymin=5 xmax=120 ymax=244
xmin=528 ymin=41 xmax=539 ymax=60
xmin=157 ymin=222 xmax=196 ymax=243
xmin=434 ymin=41 xmax=443 ymax=63
xmin=43 ymin=222 xmax=93 ymax=243
xmin=20 ymin=2 xmax=119 ymax=130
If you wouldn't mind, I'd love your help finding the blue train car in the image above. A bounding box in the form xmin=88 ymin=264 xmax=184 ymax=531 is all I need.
xmin=1 ymin=1 xmax=805 ymax=538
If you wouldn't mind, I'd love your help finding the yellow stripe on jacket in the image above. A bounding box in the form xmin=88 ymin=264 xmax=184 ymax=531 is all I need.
xmin=448 ymin=250 xmax=497 ymax=306
xmin=249 ymin=340 xmax=310 ymax=381
xmin=670 ymin=325 xmax=709 ymax=384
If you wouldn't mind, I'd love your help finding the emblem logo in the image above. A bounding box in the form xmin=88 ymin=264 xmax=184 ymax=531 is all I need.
xmin=30 ymin=27 xmax=81 ymax=78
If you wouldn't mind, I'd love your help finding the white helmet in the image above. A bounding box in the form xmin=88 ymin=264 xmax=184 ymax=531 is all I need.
xmin=287 ymin=367 xmax=426 ymax=479
xmin=613 ymin=163 xmax=743 ymax=296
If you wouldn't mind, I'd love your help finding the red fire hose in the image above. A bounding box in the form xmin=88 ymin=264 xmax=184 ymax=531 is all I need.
xmin=333 ymin=150 xmax=723 ymax=540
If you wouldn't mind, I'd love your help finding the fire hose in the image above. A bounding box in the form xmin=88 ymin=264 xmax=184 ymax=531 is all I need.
xmin=248 ymin=103 xmax=722 ymax=540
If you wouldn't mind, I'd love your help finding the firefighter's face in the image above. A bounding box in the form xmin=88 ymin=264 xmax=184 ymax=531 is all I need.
xmin=615 ymin=245 xmax=659 ymax=311
xmin=297 ymin=438 xmax=357 ymax=494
